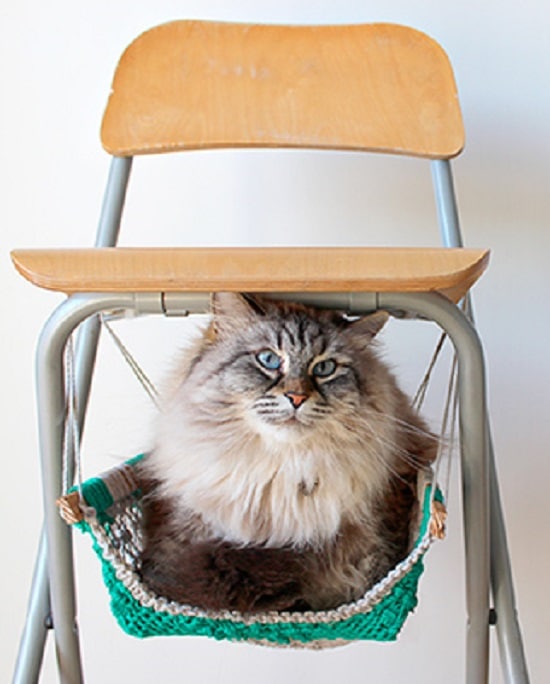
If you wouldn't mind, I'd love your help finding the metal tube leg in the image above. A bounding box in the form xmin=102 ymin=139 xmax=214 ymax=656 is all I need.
xmin=431 ymin=163 xmax=529 ymax=680
xmin=20 ymin=159 xmax=133 ymax=683
xmin=94 ymin=156 xmax=132 ymax=248
xmin=34 ymin=293 xmax=149 ymax=684
xmin=73 ymin=317 xmax=102 ymax=436
xmin=430 ymin=159 xmax=464 ymax=248
xmin=36 ymin=325 xmax=83 ymax=684
xmin=63 ymin=156 xmax=134 ymax=481
xmin=12 ymin=532 xmax=51 ymax=684
xmin=460 ymin=379 xmax=490 ymax=684
xmin=489 ymin=437 xmax=530 ymax=683
xmin=379 ymin=292 xmax=490 ymax=684
xmin=37 ymin=317 xmax=99 ymax=684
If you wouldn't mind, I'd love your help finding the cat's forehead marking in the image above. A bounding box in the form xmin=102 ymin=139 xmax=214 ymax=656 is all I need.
xmin=273 ymin=312 xmax=325 ymax=348
xmin=232 ymin=308 xmax=344 ymax=365
xmin=290 ymin=312 xmax=318 ymax=342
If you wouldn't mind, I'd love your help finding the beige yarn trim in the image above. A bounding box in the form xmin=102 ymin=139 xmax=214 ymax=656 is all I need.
xmin=86 ymin=509 xmax=436 ymax=627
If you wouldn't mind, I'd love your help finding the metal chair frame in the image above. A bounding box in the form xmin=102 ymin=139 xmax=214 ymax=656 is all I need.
xmin=11 ymin=21 xmax=529 ymax=684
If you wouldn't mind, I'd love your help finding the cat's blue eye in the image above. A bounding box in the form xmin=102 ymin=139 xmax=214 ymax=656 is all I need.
xmin=256 ymin=349 xmax=282 ymax=371
xmin=312 ymin=359 xmax=337 ymax=378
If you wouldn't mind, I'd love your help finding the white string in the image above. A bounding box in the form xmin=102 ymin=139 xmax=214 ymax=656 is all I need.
xmin=62 ymin=316 xmax=161 ymax=498
xmin=408 ymin=325 xmax=459 ymax=508
xmin=434 ymin=297 xmax=471 ymax=504
xmin=445 ymin=367 xmax=460 ymax=501
xmin=62 ymin=333 xmax=83 ymax=496
xmin=431 ymin=354 xmax=459 ymax=507
xmin=412 ymin=331 xmax=447 ymax=411
xmin=100 ymin=315 xmax=161 ymax=410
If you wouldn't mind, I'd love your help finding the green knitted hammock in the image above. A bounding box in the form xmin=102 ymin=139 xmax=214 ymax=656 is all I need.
xmin=58 ymin=454 xmax=445 ymax=648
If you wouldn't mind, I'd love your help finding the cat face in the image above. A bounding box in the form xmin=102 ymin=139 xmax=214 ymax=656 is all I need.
xmin=182 ymin=293 xmax=388 ymax=445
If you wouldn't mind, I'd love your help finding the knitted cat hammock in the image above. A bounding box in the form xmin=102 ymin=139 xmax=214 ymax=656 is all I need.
xmin=57 ymin=456 xmax=446 ymax=648
xmin=56 ymin=320 xmax=453 ymax=648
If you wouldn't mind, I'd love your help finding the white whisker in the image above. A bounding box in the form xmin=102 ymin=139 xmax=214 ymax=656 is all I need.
xmin=375 ymin=411 xmax=438 ymax=441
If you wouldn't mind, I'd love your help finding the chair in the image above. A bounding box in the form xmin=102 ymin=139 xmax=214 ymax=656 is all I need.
xmin=10 ymin=20 xmax=528 ymax=683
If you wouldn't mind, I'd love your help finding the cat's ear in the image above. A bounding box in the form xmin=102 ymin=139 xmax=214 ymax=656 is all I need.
xmin=345 ymin=310 xmax=389 ymax=343
xmin=210 ymin=293 xmax=262 ymax=336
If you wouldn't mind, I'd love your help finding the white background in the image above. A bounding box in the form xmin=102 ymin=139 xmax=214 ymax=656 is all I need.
xmin=1 ymin=1 xmax=549 ymax=683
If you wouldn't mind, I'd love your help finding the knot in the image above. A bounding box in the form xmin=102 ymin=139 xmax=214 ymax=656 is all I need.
xmin=429 ymin=499 xmax=447 ymax=540
xmin=56 ymin=491 xmax=84 ymax=524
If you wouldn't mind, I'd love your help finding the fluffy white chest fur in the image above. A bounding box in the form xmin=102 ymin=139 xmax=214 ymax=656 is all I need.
xmin=153 ymin=405 xmax=392 ymax=548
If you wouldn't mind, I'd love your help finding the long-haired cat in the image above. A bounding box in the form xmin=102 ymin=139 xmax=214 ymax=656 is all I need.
xmin=137 ymin=293 xmax=437 ymax=612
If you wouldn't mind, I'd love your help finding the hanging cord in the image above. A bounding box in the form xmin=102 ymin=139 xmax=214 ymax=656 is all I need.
xmin=58 ymin=331 xmax=99 ymax=525
xmin=412 ymin=331 xmax=448 ymax=411
xmin=416 ymin=295 xmax=472 ymax=513
xmin=436 ymin=297 xmax=470 ymax=504
xmin=100 ymin=314 xmax=161 ymax=410
xmin=409 ymin=325 xmax=459 ymax=515
xmin=432 ymin=353 xmax=459 ymax=505
xmin=62 ymin=314 xmax=162 ymax=493
xmin=56 ymin=321 xmax=150 ymax=524
xmin=62 ymin=333 xmax=83 ymax=496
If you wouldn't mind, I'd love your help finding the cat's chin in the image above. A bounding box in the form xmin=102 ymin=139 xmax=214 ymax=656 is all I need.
xmin=251 ymin=415 xmax=311 ymax=445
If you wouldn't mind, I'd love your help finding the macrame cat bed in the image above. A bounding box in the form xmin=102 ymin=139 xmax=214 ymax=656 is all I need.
xmin=57 ymin=455 xmax=446 ymax=648
xmin=56 ymin=319 xmax=453 ymax=649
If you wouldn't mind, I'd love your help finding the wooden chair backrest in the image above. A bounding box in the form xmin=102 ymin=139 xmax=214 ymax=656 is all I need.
xmin=101 ymin=21 xmax=464 ymax=159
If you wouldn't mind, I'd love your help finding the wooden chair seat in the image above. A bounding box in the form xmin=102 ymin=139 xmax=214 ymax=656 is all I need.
xmin=10 ymin=247 xmax=489 ymax=302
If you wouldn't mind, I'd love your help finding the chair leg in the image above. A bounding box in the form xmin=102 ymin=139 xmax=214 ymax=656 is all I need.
xmin=17 ymin=157 xmax=134 ymax=683
xmin=36 ymin=320 xmax=84 ymax=684
xmin=12 ymin=531 xmax=51 ymax=684
xmin=379 ymin=291 xmax=490 ymax=684
xmin=488 ymin=435 xmax=530 ymax=683
xmin=14 ymin=307 xmax=110 ymax=684
xmin=33 ymin=292 xmax=157 ymax=684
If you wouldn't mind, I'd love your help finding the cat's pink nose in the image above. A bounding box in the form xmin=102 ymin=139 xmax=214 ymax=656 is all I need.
xmin=285 ymin=392 xmax=308 ymax=409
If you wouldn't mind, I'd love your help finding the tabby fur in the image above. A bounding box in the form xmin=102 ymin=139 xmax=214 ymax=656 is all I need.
xmin=137 ymin=293 xmax=437 ymax=612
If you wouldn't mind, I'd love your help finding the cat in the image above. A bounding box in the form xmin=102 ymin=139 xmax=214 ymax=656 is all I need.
xmin=137 ymin=293 xmax=437 ymax=613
